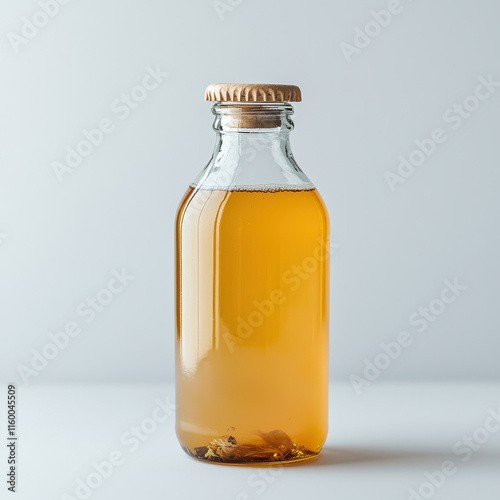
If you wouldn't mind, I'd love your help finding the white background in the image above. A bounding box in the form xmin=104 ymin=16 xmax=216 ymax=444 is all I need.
xmin=2 ymin=0 xmax=499 ymax=386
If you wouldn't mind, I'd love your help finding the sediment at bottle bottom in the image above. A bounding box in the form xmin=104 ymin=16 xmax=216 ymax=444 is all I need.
xmin=181 ymin=429 xmax=321 ymax=465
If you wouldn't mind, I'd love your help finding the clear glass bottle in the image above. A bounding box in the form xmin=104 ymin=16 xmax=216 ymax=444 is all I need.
xmin=175 ymin=84 xmax=329 ymax=465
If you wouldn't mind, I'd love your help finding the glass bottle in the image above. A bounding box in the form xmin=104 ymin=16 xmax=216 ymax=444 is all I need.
xmin=175 ymin=84 xmax=329 ymax=465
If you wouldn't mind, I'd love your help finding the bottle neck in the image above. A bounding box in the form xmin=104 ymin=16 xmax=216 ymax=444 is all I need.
xmin=191 ymin=103 xmax=312 ymax=191
xmin=214 ymin=102 xmax=295 ymax=131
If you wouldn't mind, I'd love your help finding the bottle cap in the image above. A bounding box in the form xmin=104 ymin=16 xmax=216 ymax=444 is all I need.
xmin=205 ymin=83 xmax=302 ymax=102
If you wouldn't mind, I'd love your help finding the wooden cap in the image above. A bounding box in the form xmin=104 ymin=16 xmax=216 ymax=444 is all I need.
xmin=205 ymin=83 xmax=302 ymax=102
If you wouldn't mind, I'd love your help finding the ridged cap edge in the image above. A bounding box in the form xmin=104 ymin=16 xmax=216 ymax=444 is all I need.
xmin=205 ymin=83 xmax=302 ymax=102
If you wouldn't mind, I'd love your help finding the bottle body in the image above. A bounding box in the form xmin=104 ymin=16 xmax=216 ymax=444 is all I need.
xmin=175 ymin=102 xmax=329 ymax=464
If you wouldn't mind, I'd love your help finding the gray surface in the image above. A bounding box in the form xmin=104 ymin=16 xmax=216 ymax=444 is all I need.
xmin=6 ymin=382 xmax=500 ymax=500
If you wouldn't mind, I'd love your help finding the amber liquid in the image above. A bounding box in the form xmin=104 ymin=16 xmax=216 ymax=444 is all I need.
xmin=175 ymin=186 xmax=329 ymax=464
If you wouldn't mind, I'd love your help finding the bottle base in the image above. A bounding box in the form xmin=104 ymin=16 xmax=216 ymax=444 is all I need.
xmin=180 ymin=429 xmax=321 ymax=466
xmin=183 ymin=447 xmax=320 ymax=466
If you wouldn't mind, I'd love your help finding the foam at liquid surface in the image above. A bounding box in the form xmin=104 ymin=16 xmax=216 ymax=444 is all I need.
xmin=190 ymin=182 xmax=315 ymax=192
